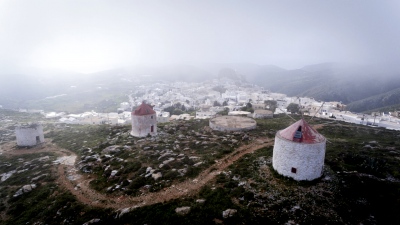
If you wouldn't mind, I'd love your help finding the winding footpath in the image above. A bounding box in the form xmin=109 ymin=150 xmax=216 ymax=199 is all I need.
xmin=1 ymin=137 xmax=274 ymax=210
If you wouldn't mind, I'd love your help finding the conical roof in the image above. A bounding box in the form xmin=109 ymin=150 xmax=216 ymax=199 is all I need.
xmin=132 ymin=102 xmax=156 ymax=116
xmin=278 ymin=119 xmax=325 ymax=143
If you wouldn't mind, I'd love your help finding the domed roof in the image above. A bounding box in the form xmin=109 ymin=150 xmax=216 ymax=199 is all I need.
xmin=132 ymin=101 xmax=156 ymax=116
xmin=278 ymin=119 xmax=325 ymax=144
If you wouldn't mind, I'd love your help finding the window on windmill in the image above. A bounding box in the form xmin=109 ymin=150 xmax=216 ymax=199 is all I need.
xmin=291 ymin=167 xmax=297 ymax=173
xmin=293 ymin=126 xmax=302 ymax=139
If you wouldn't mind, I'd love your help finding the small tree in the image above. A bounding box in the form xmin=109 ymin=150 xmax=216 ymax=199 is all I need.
xmin=246 ymin=102 xmax=252 ymax=109
xmin=213 ymin=101 xmax=221 ymax=107
xmin=219 ymin=108 xmax=229 ymax=115
xmin=241 ymin=102 xmax=254 ymax=113
xmin=264 ymin=100 xmax=278 ymax=112
xmin=174 ymin=102 xmax=182 ymax=108
xmin=287 ymin=103 xmax=300 ymax=114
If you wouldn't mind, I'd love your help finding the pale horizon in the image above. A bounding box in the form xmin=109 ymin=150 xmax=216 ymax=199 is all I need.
xmin=1 ymin=0 xmax=400 ymax=74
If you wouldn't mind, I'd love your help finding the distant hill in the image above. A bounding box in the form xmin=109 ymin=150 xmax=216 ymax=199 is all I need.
xmin=0 ymin=65 xmax=214 ymax=112
xmin=345 ymin=87 xmax=400 ymax=112
xmin=0 ymin=68 xmax=82 ymax=108
xmin=1 ymin=63 xmax=400 ymax=113
xmin=212 ymin=63 xmax=400 ymax=112
xmin=282 ymin=64 xmax=400 ymax=112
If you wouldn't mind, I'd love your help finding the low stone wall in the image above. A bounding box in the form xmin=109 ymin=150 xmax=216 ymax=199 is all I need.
xmin=209 ymin=116 xmax=256 ymax=132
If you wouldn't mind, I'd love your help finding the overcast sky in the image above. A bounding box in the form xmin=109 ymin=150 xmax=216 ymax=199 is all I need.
xmin=1 ymin=0 xmax=400 ymax=73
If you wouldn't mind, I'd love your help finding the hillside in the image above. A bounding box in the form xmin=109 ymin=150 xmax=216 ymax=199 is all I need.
xmin=2 ymin=63 xmax=400 ymax=113
xmin=217 ymin=63 xmax=400 ymax=112
xmin=0 ymin=65 xmax=213 ymax=112
xmin=345 ymin=87 xmax=400 ymax=112
xmin=1 ymin=111 xmax=400 ymax=224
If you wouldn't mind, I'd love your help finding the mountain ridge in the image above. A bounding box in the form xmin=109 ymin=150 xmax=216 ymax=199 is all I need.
xmin=1 ymin=63 xmax=400 ymax=112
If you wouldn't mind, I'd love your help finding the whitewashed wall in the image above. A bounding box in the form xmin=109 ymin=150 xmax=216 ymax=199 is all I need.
xmin=131 ymin=113 xmax=157 ymax=137
xmin=15 ymin=125 xmax=44 ymax=147
xmin=272 ymin=132 xmax=326 ymax=181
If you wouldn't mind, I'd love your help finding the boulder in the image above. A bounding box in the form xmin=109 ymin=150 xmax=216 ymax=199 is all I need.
xmin=196 ymin=199 xmax=206 ymax=204
xmin=118 ymin=207 xmax=132 ymax=218
xmin=110 ymin=170 xmax=118 ymax=177
xmin=22 ymin=184 xmax=33 ymax=192
xmin=178 ymin=168 xmax=187 ymax=176
xmin=193 ymin=162 xmax=203 ymax=167
xmin=102 ymin=145 xmax=121 ymax=154
xmin=222 ymin=209 xmax=237 ymax=218
xmin=13 ymin=189 xmax=23 ymax=197
xmin=152 ymin=172 xmax=162 ymax=180
xmin=158 ymin=153 xmax=172 ymax=161
xmin=38 ymin=156 xmax=50 ymax=162
xmin=175 ymin=206 xmax=191 ymax=215
xmin=31 ymin=174 xmax=48 ymax=182
xmin=13 ymin=184 xmax=37 ymax=197
xmin=189 ymin=156 xmax=200 ymax=161
xmin=163 ymin=158 xmax=175 ymax=165
xmin=83 ymin=218 xmax=101 ymax=225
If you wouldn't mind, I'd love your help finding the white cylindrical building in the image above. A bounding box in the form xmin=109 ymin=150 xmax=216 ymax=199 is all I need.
xmin=272 ymin=119 xmax=326 ymax=181
xmin=131 ymin=101 xmax=157 ymax=137
xmin=15 ymin=123 xmax=45 ymax=147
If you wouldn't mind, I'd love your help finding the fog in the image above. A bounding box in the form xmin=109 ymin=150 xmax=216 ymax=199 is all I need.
xmin=1 ymin=0 xmax=400 ymax=73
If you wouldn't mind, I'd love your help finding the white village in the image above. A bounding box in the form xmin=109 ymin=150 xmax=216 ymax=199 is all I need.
xmin=17 ymin=78 xmax=400 ymax=131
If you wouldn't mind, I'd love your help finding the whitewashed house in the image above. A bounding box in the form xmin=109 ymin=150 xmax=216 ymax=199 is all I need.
xmin=253 ymin=110 xmax=273 ymax=119
xmin=157 ymin=112 xmax=170 ymax=123
xmin=196 ymin=110 xmax=217 ymax=119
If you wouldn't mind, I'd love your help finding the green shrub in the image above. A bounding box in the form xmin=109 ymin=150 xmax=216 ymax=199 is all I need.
xmin=129 ymin=176 xmax=147 ymax=189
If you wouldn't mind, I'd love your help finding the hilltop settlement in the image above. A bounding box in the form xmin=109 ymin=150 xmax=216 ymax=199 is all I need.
xmin=14 ymin=78 xmax=400 ymax=131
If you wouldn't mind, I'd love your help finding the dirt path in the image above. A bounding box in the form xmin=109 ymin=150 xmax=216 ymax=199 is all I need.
xmin=63 ymin=137 xmax=274 ymax=210
xmin=0 ymin=140 xmax=71 ymax=157
xmin=1 ymin=138 xmax=274 ymax=210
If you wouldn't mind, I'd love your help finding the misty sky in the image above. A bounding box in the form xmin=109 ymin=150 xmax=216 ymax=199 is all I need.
xmin=1 ymin=0 xmax=400 ymax=73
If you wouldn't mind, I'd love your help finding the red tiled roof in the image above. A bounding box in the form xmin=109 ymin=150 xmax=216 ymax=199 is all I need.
xmin=279 ymin=119 xmax=325 ymax=143
xmin=132 ymin=102 xmax=156 ymax=116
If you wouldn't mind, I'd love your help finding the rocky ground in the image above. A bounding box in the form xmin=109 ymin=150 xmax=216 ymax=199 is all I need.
xmin=67 ymin=120 xmax=257 ymax=197
xmin=1 ymin=109 xmax=400 ymax=224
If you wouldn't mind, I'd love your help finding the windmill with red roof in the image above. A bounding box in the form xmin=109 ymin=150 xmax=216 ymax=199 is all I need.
xmin=272 ymin=100 xmax=327 ymax=181
xmin=130 ymin=101 xmax=157 ymax=137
